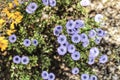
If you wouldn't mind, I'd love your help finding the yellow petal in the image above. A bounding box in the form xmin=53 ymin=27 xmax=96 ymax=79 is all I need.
xmin=8 ymin=3 xmax=13 ymax=9
xmin=14 ymin=11 xmax=21 ymax=15
xmin=6 ymin=29 xmax=16 ymax=36
xmin=13 ymin=0 xmax=19 ymax=6
xmin=2 ymin=8 xmax=9 ymax=13
xmin=0 ymin=19 xmax=5 ymax=25
xmin=8 ymin=13 xmax=14 ymax=19
xmin=0 ymin=37 xmax=8 ymax=51
xmin=10 ymin=22 xmax=15 ymax=29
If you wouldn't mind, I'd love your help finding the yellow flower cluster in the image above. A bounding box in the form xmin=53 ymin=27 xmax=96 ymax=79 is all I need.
xmin=0 ymin=37 xmax=8 ymax=51
xmin=2 ymin=8 xmax=23 ymax=24
xmin=1 ymin=0 xmax=23 ymax=36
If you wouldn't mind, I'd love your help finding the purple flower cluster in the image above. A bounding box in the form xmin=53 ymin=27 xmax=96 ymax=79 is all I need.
xmin=41 ymin=71 xmax=55 ymax=80
xmin=53 ymin=24 xmax=81 ymax=60
xmin=54 ymin=20 xmax=107 ymax=62
xmin=88 ymin=28 xmax=106 ymax=44
xmin=66 ymin=19 xmax=93 ymax=48
xmin=23 ymin=39 xmax=38 ymax=47
xmin=8 ymin=34 xmax=38 ymax=47
xmin=13 ymin=56 xmax=29 ymax=65
xmin=66 ymin=19 xmax=84 ymax=35
xmin=88 ymin=47 xmax=108 ymax=65
xmin=53 ymin=19 xmax=107 ymax=79
xmin=42 ymin=0 xmax=56 ymax=7
xmin=81 ymin=74 xmax=97 ymax=80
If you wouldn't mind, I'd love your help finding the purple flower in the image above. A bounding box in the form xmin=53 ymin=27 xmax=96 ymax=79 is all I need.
xmin=73 ymin=28 xmax=80 ymax=34
xmin=99 ymin=55 xmax=108 ymax=64
xmin=94 ymin=14 xmax=103 ymax=23
xmin=41 ymin=71 xmax=48 ymax=79
xmin=60 ymin=41 xmax=69 ymax=47
xmin=13 ymin=55 xmax=21 ymax=64
xmin=81 ymin=74 xmax=89 ymax=80
xmin=71 ymin=51 xmax=80 ymax=61
xmin=67 ymin=28 xmax=75 ymax=35
xmin=49 ymin=0 xmax=56 ymax=7
xmin=23 ymin=39 xmax=31 ymax=47
xmin=71 ymin=67 xmax=79 ymax=74
xmin=9 ymin=34 xmax=17 ymax=43
xmin=82 ymin=39 xmax=89 ymax=48
xmin=48 ymin=73 xmax=55 ymax=80
xmin=42 ymin=0 xmax=49 ymax=6
xmin=88 ymin=30 xmax=96 ymax=38
xmin=57 ymin=46 xmax=67 ymax=56
xmin=95 ymin=37 xmax=102 ymax=44
xmin=26 ymin=2 xmax=38 ymax=14
xmin=71 ymin=34 xmax=81 ymax=43
xmin=66 ymin=20 xmax=75 ymax=29
xmin=89 ymin=47 xmax=99 ymax=58
xmin=80 ymin=0 xmax=91 ymax=7
xmin=67 ymin=44 xmax=76 ymax=53
xmin=75 ymin=19 xmax=85 ymax=28
xmin=32 ymin=39 xmax=38 ymax=46
xmin=53 ymin=29 xmax=60 ymax=36
xmin=21 ymin=56 xmax=29 ymax=65
xmin=96 ymin=28 xmax=106 ymax=37
xmin=57 ymin=35 xmax=67 ymax=44
xmin=80 ymin=33 xmax=88 ymax=42
xmin=55 ymin=25 xmax=62 ymax=32
xmin=90 ymin=75 xmax=98 ymax=80
xmin=88 ymin=57 xmax=95 ymax=65
xmin=67 ymin=28 xmax=80 ymax=35
xmin=26 ymin=8 xmax=33 ymax=14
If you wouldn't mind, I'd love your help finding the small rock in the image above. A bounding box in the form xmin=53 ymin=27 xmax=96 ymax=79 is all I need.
xmin=107 ymin=50 xmax=112 ymax=55
xmin=112 ymin=74 xmax=119 ymax=80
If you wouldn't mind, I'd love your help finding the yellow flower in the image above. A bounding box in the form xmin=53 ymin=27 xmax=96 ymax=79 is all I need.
xmin=13 ymin=0 xmax=19 ymax=6
xmin=15 ymin=17 xmax=23 ymax=24
xmin=10 ymin=22 xmax=15 ymax=29
xmin=8 ymin=3 xmax=14 ymax=9
xmin=13 ymin=11 xmax=23 ymax=24
xmin=2 ymin=8 xmax=9 ymax=13
xmin=2 ymin=8 xmax=10 ymax=16
xmin=0 ymin=19 xmax=5 ymax=25
xmin=0 ymin=19 xmax=5 ymax=29
xmin=8 ymin=13 xmax=14 ymax=19
xmin=6 ymin=29 xmax=16 ymax=36
xmin=14 ymin=11 xmax=21 ymax=15
xmin=0 ymin=37 xmax=8 ymax=51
